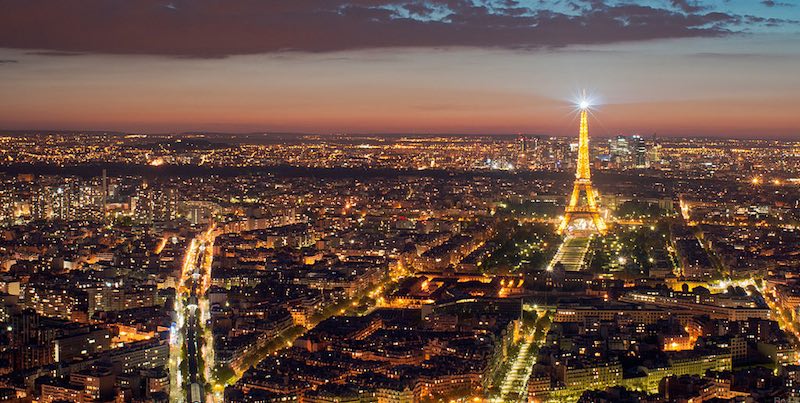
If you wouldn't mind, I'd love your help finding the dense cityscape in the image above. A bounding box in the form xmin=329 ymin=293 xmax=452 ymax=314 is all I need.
xmin=2 ymin=1 xmax=799 ymax=402
xmin=1 ymin=115 xmax=799 ymax=402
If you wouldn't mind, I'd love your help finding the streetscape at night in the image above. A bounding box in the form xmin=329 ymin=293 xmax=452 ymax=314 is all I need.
xmin=1 ymin=1 xmax=800 ymax=402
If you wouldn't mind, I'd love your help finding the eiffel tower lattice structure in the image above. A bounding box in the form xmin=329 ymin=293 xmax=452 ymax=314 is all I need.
xmin=557 ymin=105 xmax=608 ymax=235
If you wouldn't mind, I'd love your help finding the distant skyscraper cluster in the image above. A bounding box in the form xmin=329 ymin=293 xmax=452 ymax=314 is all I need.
xmin=602 ymin=134 xmax=661 ymax=169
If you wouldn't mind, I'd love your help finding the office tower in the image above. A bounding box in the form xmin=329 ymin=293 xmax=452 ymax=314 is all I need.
xmin=631 ymin=135 xmax=647 ymax=168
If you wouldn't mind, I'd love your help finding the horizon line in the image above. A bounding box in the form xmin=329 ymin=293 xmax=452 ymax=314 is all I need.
xmin=1 ymin=128 xmax=799 ymax=141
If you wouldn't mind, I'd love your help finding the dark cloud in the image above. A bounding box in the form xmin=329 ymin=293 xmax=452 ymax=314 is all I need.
xmin=761 ymin=0 xmax=793 ymax=7
xmin=25 ymin=51 xmax=85 ymax=57
xmin=0 ymin=0 xmax=790 ymax=58
xmin=671 ymin=0 xmax=707 ymax=13
xmin=0 ymin=59 xmax=18 ymax=64
xmin=403 ymin=3 xmax=435 ymax=17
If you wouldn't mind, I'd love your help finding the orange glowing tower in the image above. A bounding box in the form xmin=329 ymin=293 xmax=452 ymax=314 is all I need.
xmin=557 ymin=102 xmax=607 ymax=235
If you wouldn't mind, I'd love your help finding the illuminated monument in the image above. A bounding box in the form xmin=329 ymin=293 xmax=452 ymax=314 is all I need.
xmin=557 ymin=99 xmax=608 ymax=235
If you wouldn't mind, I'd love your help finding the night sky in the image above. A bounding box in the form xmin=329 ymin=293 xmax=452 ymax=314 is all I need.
xmin=0 ymin=0 xmax=798 ymax=137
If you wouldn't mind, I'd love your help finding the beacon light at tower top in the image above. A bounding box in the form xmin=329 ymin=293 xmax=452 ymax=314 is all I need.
xmin=574 ymin=89 xmax=597 ymax=112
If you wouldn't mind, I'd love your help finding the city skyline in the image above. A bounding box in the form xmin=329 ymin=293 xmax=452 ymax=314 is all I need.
xmin=3 ymin=128 xmax=800 ymax=403
xmin=1 ymin=0 xmax=799 ymax=137
xmin=3 ymin=2 xmax=800 ymax=403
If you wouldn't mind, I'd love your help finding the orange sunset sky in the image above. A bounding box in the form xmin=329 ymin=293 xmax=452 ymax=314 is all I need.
xmin=0 ymin=0 xmax=798 ymax=138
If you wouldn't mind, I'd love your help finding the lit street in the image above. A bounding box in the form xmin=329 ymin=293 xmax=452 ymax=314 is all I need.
xmin=170 ymin=228 xmax=218 ymax=403
xmin=493 ymin=307 xmax=550 ymax=402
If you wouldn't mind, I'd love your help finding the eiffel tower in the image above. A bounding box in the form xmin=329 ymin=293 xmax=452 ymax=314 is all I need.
xmin=557 ymin=102 xmax=607 ymax=235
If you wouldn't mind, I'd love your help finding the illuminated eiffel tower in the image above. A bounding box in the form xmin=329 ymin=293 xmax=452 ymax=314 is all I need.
xmin=557 ymin=102 xmax=607 ymax=235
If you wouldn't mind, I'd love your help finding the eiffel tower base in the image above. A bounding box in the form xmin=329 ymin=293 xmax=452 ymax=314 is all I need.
xmin=557 ymin=211 xmax=607 ymax=236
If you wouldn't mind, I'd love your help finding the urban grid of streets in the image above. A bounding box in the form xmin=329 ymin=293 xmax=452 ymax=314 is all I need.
xmin=155 ymin=170 xmax=797 ymax=403
xmin=167 ymin=231 xmax=800 ymax=401
xmin=169 ymin=224 xmax=399 ymax=402
xmin=170 ymin=226 xmax=555 ymax=403
xmin=161 ymin=219 xmax=800 ymax=402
